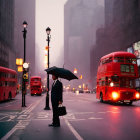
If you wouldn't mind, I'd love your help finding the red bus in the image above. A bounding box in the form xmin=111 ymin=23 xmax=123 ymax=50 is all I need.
xmin=96 ymin=51 xmax=140 ymax=105
xmin=0 ymin=66 xmax=17 ymax=102
xmin=30 ymin=76 xmax=42 ymax=96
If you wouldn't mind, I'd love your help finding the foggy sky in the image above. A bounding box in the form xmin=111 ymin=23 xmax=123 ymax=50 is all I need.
xmin=35 ymin=0 xmax=67 ymax=75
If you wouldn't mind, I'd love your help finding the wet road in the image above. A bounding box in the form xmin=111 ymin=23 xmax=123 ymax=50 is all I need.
xmin=0 ymin=92 xmax=140 ymax=140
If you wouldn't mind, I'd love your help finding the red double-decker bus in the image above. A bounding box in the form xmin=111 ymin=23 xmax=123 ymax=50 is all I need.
xmin=0 ymin=66 xmax=17 ymax=102
xmin=30 ymin=76 xmax=42 ymax=96
xmin=96 ymin=51 xmax=140 ymax=105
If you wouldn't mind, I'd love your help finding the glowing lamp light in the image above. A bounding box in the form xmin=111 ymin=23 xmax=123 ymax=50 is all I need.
xmin=44 ymin=56 xmax=48 ymax=64
xmin=23 ymin=63 xmax=29 ymax=69
xmin=16 ymin=58 xmax=23 ymax=65
xmin=112 ymin=91 xmax=119 ymax=100
xmin=76 ymin=90 xmax=79 ymax=95
xmin=110 ymin=82 xmax=114 ymax=87
xmin=74 ymin=68 xmax=77 ymax=74
xmin=83 ymin=83 xmax=85 ymax=88
xmin=23 ymin=21 xmax=28 ymax=28
xmin=17 ymin=66 xmax=23 ymax=72
xmin=45 ymin=46 xmax=49 ymax=50
xmin=80 ymin=75 xmax=83 ymax=79
xmin=45 ymin=46 xmax=49 ymax=56
xmin=79 ymin=85 xmax=81 ymax=89
xmin=135 ymin=93 xmax=140 ymax=99
xmin=45 ymin=50 xmax=48 ymax=56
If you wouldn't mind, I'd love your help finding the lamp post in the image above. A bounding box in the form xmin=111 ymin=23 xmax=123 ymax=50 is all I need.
xmin=44 ymin=27 xmax=51 ymax=110
xmin=22 ymin=21 xmax=28 ymax=107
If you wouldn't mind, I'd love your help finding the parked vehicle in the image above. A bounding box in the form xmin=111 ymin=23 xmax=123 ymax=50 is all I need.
xmin=0 ymin=66 xmax=17 ymax=101
xmin=30 ymin=76 xmax=42 ymax=96
xmin=96 ymin=51 xmax=140 ymax=105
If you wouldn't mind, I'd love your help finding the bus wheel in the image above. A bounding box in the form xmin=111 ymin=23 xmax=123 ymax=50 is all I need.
xmin=100 ymin=93 xmax=103 ymax=103
xmin=8 ymin=92 xmax=12 ymax=100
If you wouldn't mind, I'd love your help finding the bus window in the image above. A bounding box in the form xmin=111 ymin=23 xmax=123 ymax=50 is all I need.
xmin=126 ymin=65 xmax=130 ymax=72
xmin=130 ymin=65 xmax=134 ymax=72
xmin=121 ymin=64 xmax=130 ymax=72
xmin=32 ymin=78 xmax=41 ymax=81
xmin=109 ymin=76 xmax=119 ymax=87
xmin=125 ymin=57 xmax=132 ymax=63
xmin=101 ymin=57 xmax=112 ymax=65
xmin=111 ymin=76 xmax=119 ymax=82
xmin=114 ymin=57 xmax=124 ymax=62
xmin=130 ymin=79 xmax=135 ymax=88
xmin=125 ymin=58 xmax=137 ymax=64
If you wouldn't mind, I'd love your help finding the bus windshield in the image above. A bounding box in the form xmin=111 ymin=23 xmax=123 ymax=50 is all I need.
xmin=31 ymin=78 xmax=41 ymax=81
xmin=109 ymin=76 xmax=135 ymax=88
xmin=120 ymin=77 xmax=135 ymax=88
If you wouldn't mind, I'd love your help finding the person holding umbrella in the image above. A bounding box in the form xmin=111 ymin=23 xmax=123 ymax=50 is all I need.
xmin=48 ymin=74 xmax=63 ymax=127
xmin=45 ymin=66 xmax=78 ymax=127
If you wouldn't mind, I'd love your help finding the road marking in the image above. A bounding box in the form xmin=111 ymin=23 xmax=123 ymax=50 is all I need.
xmin=107 ymin=111 xmax=120 ymax=113
xmin=64 ymin=113 xmax=76 ymax=120
xmin=23 ymin=95 xmax=45 ymax=114
xmin=1 ymin=94 xmax=45 ymax=140
xmin=33 ymin=119 xmax=52 ymax=121
xmin=64 ymin=118 xmax=84 ymax=140
xmin=19 ymin=104 xmax=33 ymax=114
xmin=69 ymin=119 xmax=85 ymax=121
xmin=0 ymin=115 xmax=9 ymax=121
xmin=89 ymin=117 xmax=103 ymax=120
xmin=74 ymin=112 xmax=94 ymax=115
xmin=7 ymin=115 xmax=17 ymax=121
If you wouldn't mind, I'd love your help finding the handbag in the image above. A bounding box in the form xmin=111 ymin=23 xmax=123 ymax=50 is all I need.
xmin=58 ymin=104 xmax=67 ymax=116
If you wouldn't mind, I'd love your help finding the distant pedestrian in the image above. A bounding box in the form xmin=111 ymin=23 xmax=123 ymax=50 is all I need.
xmin=48 ymin=74 xmax=63 ymax=127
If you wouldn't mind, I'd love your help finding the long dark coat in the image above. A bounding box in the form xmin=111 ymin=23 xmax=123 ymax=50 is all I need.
xmin=51 ymin=80 xmax=63 ymax=107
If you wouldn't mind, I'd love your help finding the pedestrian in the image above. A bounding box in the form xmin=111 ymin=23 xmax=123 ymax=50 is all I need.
xmin=48 ymin=74 xmax=63 ymax=127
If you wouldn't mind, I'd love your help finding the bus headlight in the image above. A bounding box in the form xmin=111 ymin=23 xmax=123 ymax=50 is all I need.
xmin=110 ymin=82 xmax=114 ymax=87
xmin=112 ymin=91 xmax=119 ymax=100
xmin=135 ymin=93 xmax=140 ymax=99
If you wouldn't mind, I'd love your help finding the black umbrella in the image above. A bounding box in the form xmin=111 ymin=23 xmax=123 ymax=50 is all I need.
xmin=45 ymin=66 xmax=78 ymax=81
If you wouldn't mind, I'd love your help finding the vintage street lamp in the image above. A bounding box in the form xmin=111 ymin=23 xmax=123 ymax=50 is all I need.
xmin=22 ymin=21 xmax=28 ymax=107
xmin=44 ymin=27 xmax=51 ymax=110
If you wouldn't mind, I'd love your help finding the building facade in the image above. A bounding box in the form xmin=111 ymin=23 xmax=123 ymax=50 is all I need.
xmin=64 ymin=0 xmax=104 ymax=88
xmin=0 ymin=0 xmax=16 ymax=69
xmin=14 ymin=0 xmax=35 ymax=75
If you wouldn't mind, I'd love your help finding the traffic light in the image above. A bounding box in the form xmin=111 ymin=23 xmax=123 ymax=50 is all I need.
xmin=23 ymin=73 xmax=28 ymax=82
